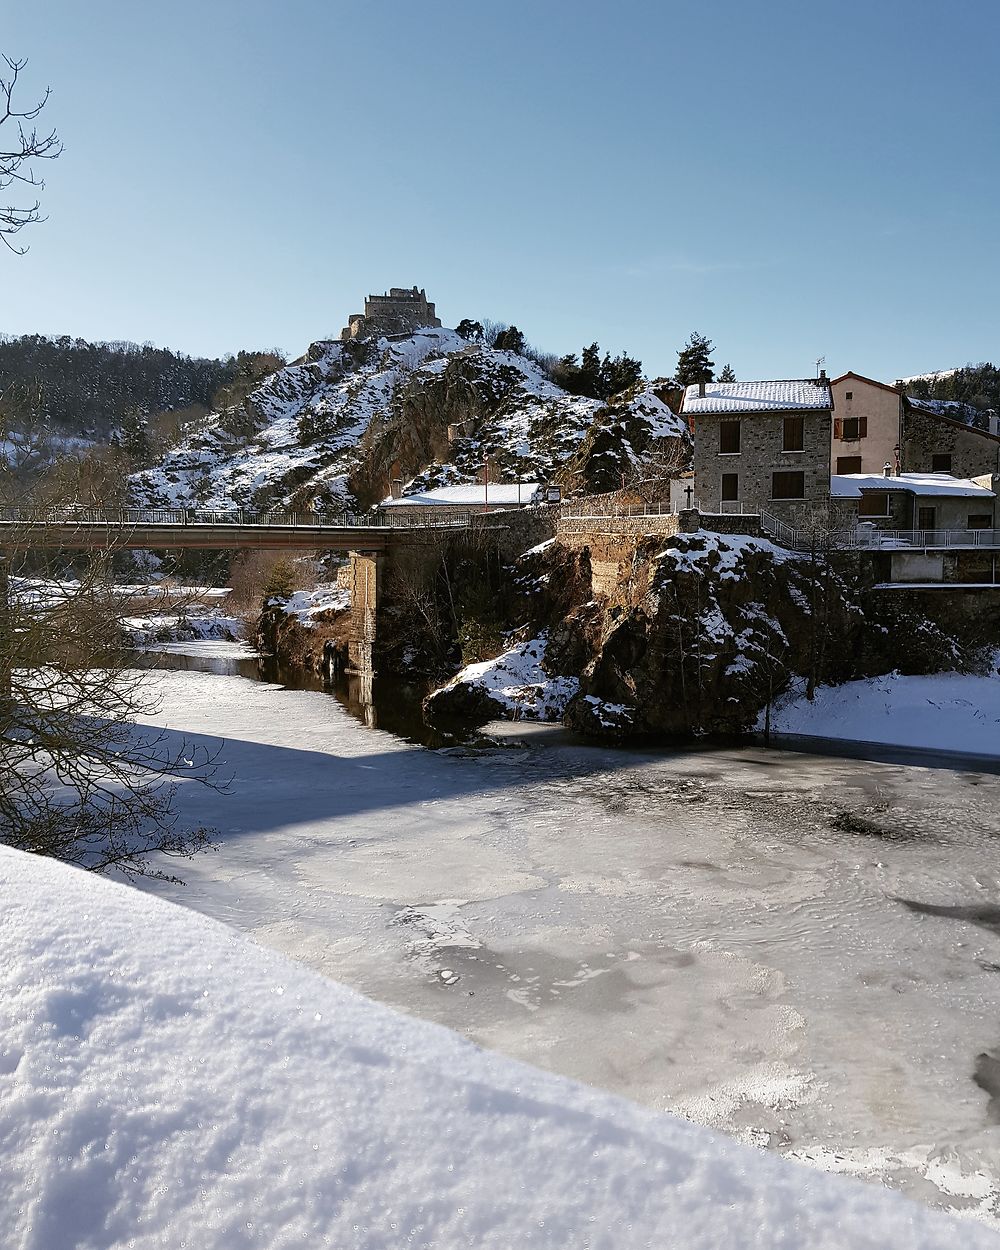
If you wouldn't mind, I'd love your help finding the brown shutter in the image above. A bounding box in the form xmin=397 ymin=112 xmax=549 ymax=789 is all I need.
xmin=834 ymin=417 xmax=843 ymax=439
xmin=859 ymin=416 xmax=868 ymax=438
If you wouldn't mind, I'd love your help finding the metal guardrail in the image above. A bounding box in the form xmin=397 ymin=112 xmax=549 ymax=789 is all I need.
xmin=0 ymin=506 xmax=474 ymax=531
xmin=759 ymin=511 xmax=1000 ymax=552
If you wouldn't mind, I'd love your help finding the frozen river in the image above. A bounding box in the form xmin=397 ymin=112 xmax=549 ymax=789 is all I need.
xmin=136 ymin=649 xmax=1000 ymax=1226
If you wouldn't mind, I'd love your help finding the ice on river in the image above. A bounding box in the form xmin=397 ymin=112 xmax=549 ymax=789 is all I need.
xmin=134 ymin=666 xmax=1000 ymax=1228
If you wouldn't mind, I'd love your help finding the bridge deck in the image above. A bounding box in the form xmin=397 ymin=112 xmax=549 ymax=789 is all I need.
xmin=0 ymin=509 xmax=473 ymax=551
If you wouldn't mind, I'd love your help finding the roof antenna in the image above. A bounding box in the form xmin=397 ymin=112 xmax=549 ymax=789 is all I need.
xmin=814 ymin=356 xmax=826 ymax=378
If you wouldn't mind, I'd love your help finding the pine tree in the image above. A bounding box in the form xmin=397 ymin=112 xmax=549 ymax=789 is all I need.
xmin=675 ymin=333 xmax=716 ymax=387
xmin=719 ymin=363 xmax=736 ymax=383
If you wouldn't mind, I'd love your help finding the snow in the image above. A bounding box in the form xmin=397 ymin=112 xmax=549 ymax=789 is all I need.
xmin=382 ymin=482 xmax=541 ymax=506
xmin=2 ymin=844 xmax=995 ymax=1250
xmin=113 ymin=666 xmax=1000 ymax=1226
xmin=682 ymin=378 xmax=832 ymax=414
xmin=436 ymin=634 xmax=579 ymax=720
xmin=278 ymin=583 xmax=351 ymax=625
xmin=832 ymin=472 xmax=995 ymax=499
xmin=762 ymin=667 xmax=1000 ymax=754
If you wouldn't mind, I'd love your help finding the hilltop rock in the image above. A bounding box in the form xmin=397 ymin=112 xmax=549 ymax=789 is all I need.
xmin=128 ymin=330 xmax=686 ymax=514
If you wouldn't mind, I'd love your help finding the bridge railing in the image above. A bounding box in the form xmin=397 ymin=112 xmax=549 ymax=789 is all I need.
xmin=0 ymin=506 xmax=474 ymax=530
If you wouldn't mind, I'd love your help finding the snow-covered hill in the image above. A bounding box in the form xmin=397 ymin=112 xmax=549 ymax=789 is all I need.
xmin=129 ymin=329 xmax=686 ymax=512
xmin=2 ymin=844 xmax=994 ymax=1250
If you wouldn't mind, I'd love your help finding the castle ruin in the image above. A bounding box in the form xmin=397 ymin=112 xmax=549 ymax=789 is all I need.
xmin=339 ymin=286 xmax=442 ymax=341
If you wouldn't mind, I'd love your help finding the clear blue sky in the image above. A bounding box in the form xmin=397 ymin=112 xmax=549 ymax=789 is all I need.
xmin=5 ymin=0 xmax=999 ymax=381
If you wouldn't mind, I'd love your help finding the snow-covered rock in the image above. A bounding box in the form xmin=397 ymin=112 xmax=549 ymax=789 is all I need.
xmin=1 ymin=844 xmax=994 ymax=1250
xmin=425 ymin=633 xmax=579 ymax=725
xmin=128 ymin=330 xmax=686 ymax=514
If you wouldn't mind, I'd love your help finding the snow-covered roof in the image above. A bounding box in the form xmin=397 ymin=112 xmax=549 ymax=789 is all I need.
xmin=382 ymin=482 xmax=541 ymax=506
xmin=681 ymin=379 xmax=832 ymax=414
xmin=831 ymin=472 xmax=995 ymax=499
xmin=4 ymin=844 xmax=994 ymax=1250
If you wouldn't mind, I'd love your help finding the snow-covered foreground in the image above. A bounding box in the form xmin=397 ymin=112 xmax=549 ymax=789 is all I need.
xmin=128 ymin=665 xmax=1000 ymax=1227
xmin=764 ymin=667 xmax=1000 ymax=755
xmin=2 ymin=846 xmax=995 ymax=1250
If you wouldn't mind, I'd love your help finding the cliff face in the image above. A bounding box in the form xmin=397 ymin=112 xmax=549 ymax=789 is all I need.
xmin=128 ymin=330 xmax=688 ymax=513
xmin=426 ymin=529 xmax=979 ymax=739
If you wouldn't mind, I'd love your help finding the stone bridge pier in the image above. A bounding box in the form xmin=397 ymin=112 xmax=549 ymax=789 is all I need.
xmin=346 ymin=550 xmax=381 ymax=675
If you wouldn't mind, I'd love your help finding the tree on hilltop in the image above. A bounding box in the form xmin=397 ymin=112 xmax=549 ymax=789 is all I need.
xmin=1 ymin=55 xmax=62 ymax=253
xmin=719 ymin=363 xmax=736 ymax=383
xmin=493 ymin=325 xmax=526 ymax=354
xmin=455 ymin=319 xmax=484 ymax=342
xmin=551 ymin=342 xmax=643 ymax=401
xmin=675 ymin=332 xmax=716 ymax=387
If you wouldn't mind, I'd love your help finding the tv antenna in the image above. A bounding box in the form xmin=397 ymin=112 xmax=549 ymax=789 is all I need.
xmin=814 ymin=356 xmax=826 ymax=378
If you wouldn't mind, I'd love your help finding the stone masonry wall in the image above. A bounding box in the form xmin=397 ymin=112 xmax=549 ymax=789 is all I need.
xmin=693 ymin=409 xmax=831 ymax=519
xmin=901 ymin=410 xmax=1000 ymax=480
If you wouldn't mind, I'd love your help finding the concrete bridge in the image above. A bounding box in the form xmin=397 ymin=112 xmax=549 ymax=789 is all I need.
xmin=0 ymin=507 xmax=473 ymax=552
xmin=0 ymin=505 xmax=540 ymax=678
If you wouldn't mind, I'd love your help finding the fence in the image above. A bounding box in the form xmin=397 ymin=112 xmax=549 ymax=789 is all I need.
xmin=0 ymin=507 xmax=473 ymax=531
xmin=759 ymin=511 xmax=1000 ymax=552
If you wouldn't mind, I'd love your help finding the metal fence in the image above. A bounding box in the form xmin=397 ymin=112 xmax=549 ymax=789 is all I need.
xmin=0 ymin=506 xmax=474 ymax=530
xmin=759 ymin=510 xmax=1000 ymax=552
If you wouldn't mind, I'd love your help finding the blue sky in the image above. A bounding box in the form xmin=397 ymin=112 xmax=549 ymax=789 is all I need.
xmin=5 ymin=0 xmax=999 ymax=381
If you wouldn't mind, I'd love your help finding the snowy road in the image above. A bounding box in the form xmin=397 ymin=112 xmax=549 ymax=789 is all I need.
xmin=137 ymin=664 xmax=1000 ymax=1226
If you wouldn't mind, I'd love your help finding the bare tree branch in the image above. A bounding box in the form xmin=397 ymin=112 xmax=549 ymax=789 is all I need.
xmin=0 ymin=55 xmax=62 ymax=254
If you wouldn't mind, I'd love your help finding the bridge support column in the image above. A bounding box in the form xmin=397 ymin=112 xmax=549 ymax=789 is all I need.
xmin=346 ymin=550 xmax=381 ymax=675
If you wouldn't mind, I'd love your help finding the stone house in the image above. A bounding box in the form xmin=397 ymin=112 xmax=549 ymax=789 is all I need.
xmin=901 ymin=397 xmax=1000 ymax=480
xmin=684 ymin=377 xmax=833 ymax=519
xmin=829 ymin=372 xmax=901 ymax=475
xmin=831 ymin=471 xmax=996 ymax=532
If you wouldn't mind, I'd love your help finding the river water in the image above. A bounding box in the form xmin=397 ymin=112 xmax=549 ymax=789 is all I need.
xmin=135 ymin=642 xmax=1000 ymax=1227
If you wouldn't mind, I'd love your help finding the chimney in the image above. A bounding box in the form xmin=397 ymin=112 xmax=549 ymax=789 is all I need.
xmin=390 ymin=478 xmax=403 ymax=500
xmin=698 ymin=380 xmax=706 ymax=398
xmin=818 ymin=368 xmax=827 ymax=383
xmin=882 ymin=462 xmax=892 ymax=478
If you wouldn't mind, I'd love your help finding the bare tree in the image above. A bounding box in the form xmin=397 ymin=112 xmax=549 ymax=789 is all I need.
xmin=1 ymin=55 xmax=62 ymax=253
xmin=0 ymin=520 xmax=223 ymax=880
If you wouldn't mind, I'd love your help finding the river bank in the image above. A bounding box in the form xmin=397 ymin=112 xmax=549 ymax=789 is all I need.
xmin=132 ymin=649 xmax=1000 ymax=1227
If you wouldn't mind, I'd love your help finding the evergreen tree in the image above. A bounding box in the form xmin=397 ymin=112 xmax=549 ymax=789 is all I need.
xmin=675 ymin=333 xmax=716 ymax=387
xmin=551 ymin=342 xmax=643 ymax=401
xmin=719 ymin=363 xmax=736 ymax=383
xmin=493 ymin=325 xmax=525 ymax=354
xmin=455 ymin=319 xmax=484 ymax=341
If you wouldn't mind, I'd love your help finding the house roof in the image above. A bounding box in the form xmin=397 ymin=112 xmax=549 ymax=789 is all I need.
xmin=381 ymin=483 xmax=541 ymax=507
xmin=831 ymin=472 xmax=995 ymax=499
xmin=830 ymin=371 xmax=901 ymax=396
xmin=681 ymin=379 xmax=832 ymax=415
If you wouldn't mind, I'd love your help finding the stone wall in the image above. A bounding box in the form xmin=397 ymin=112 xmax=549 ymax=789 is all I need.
xmin=693 ymin=409 xmax=832 ymax=519
xmin=901 ymin=409 xmax=1000 ymax=480
xmin=340 ymin=286 xmax=442 ymax=341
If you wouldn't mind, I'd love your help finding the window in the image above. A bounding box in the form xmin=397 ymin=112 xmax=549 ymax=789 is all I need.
xmin=837 ymin=456 xmax=863 ymax=474
xmin=931 ymin=453 xmax=952 ymax=473
xmin=859 ymin=491 xmax=890 ymax=517
xmin=771 ymin=471 xmax=805 ymax=499
xmin=719 ymin=421 xmax=741 ymax=454
xmin=721 ymin=472 xmax=739 ymax=502
xmin=918 ymin=506 xmax=937 ymax=530
xmin=783 ymin=416 xmax=804 ymax=452
xmin=845 ymin=391 xmax=853 ymax=401
xmin=834 ymin=416 xmax=868 ymax=441
xmin=969 ymin=514 xmax=993 ymax=530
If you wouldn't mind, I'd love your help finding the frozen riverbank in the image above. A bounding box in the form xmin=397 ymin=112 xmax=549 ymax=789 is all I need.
xmin=764 ymin=667 xmax=1000 ymax=756
xmin=134 ymin=662 xmax=1000 ymax=1227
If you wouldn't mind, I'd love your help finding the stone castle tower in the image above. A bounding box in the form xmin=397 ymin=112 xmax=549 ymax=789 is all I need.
xmin=339 ymin=286 xmax=442 ymax=341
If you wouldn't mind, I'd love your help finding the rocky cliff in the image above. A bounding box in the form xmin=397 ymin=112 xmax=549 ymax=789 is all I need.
xmin=426 ymin=529 xmax=980 ymax=739
xmin=129 ymin=330 xmax=689 ymax=512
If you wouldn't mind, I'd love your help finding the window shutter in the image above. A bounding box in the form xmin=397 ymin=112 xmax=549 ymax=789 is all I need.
xmin=834 ymin=417 xmax=843 ymax=439
xmin=859 ymin=417 xmax=868 ymax=438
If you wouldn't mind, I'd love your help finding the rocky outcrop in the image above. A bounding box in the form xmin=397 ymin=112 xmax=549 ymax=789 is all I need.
xmin=426 ymin=527 xmax=983 ymax=740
